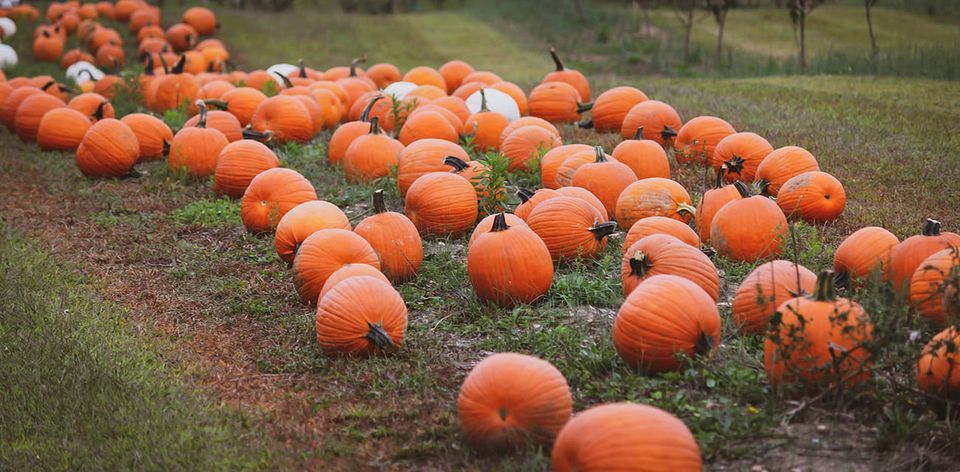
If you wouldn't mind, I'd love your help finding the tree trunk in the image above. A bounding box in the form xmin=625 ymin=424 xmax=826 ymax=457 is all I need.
xmin=684 ymin=7 xmax=694 ymax=62
xmin=799 ymin=1 xmax=807 ymax=71
xmin=572 ymin=0 xmax=586 ymax=23
xmin=642 ymin=0 xmax=651 ymax=37
xmin=716 ymin=8 xmax=727 ymax=67
xmin=865 ymin=0 xmax=878 ymax=62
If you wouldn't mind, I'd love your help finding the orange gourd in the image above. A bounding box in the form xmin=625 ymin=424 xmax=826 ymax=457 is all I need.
xmin=240 ymin=168 xmax=318 ymax=233
xmin=343 ymin=117 xmax=404 ymax=183
xmin=315 ymin=276 xmax=407 ymax=356
xmin=833 ymin=226 xmax=899 ymax=288
xmin=711 ymin=132 xmax=773 ymax=183
xmin=527 ymin=196 xmax=616 ymax=261
xmin=501 ymin=125 xmax=561 ymax=172
xmin=571 ymin=145 xmax=638 ymax=219
xmin=621 ymin=234 xmax=719 ymax=300
xmin=213 ymin=140 xmax=280 ymax=198
xmin=673 ymin=115 xmax=736 ymax=165
xmin=620 ymin=99 xmax=682 ymax=147
xmin=168 ymin=101 xmax=229 ymax=177
xmin=76 ymin=119 xmax=140 ymax=178
xmin=755 ymin=146 xmax=820 ymax=197
xmin=917 ymin=327 xmax=960 ymax=399
xmin=710 ymin=185 xmax=788 ymax=262
xmin=910 ymin=248 xmax=960 ymax=325
xmin=776 ymin=171 xmax=847 ymax=224
xmin=121 ymin=113 xmax=173 ymax=161
xmin=615 ymin=178 xmax=695 ymax=230
xmin=588 ymin=86 xmax=647 ymax=133
xmin=468 ymin=213 xmax=554 ymax=306
xmin=611 ymin=128 xmax=671 ymax=180
xmin=274 ymin=200 xmax=352 ymax=265
xmin=542 ymin=47 xmax=590 ymax=101
xmin=293 ymin=229 xmax=380 ymax=304
xmin=888 ymin=219 xmax=960 ymax=292
xmin=622 ymin=216 xmax=699 ymax=252
xmin=396 ymin=138 xmax=470 ymax=197
xmin=732 ymin=260 xmax=817 ymax=334
xmin=540 ymin=144 xmax=592 ymax=189
xmin=37 ymin=108 xmax=91 ymax=151
xmin=404 ymin=172 xmax=478 ymax=236
xmin=355 ymin=189 xmax=424 ymax=283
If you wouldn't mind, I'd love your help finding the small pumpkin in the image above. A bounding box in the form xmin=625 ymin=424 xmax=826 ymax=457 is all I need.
xmin=673 ymin=115 xmax=736 ymax=165
xmin=499 ymin=117 xmax=559 ymax=148
xmin=14 ymin=93 xmax=65 ymax=142
xmin=397 ymin=138 xmax=470 ymax=197
xmin=343 ymin=117 xmax=404 ymax=183
xmin=468 ymin=213 xmax=554 ymax=306
xmin=469 ymin=213 xmax=529 ymax=246
xmin=183 ymin=108 xmax=243 ymax=142
xmin=621 ymin=234 xmax=719 ymax=300
xmin=462 ymin=89 xmax=509 ymax=152
xmin=181 ymin=6 xmax=217 ymax=36
xmin=776 ymin=171 xmax=847 ymax=224
xmin=733 ymin=260 xmax=817 ymax=334
xmin=213 ymin=140 xmax=280 ymax=198
xmin=694 ymin=168 xmax=743 ymax=245
xmin=37 ymin=107 xmax=91 ymax=151
xmin=542 ymin=47 xmax=590 ymax=101
xmin=405 ymin=172 xmax=478 ymax=236
xmin=917 ymin=327 xmax=960 ymax=399
xmin=622 ymin=216 xmax=700 ymax=253
xmin=620 ymin=99 xmax=683 ymax=147
xmin=611 ymin=128 xmax=671 ymax=180
xmin=76 ymin=118 xmax=140 ymax=178
xmin=540 ymin=144 xmax=592 ymax=189
xmin=909 ymin=248 xmax=960 ymax=325
xmin=711 ymin=132 xmax=773 ymax=183
xmin=398 ymin=109 xmax=458 ymax=146
xmin=527 ymin=196 xmax=615 ymax=261
xmin=833 ymin=226 xmax=899 ymax=289
xmin=249 ymin=95 xmax=314 ymax=144
xmin=402 ymin=66 xmax=446 ymax=90
xmin=168 ymin=101 xmax=229 ymax=177
xmin=316 ymin=276 xmax=407 ymax=356
xmin=555 ymin=187 xmax=608 ymax=222
xmin=355 ymin=190 xmax=424 ymax=283
xmin=319 ymin=264 xmax=390 ymax=302
xmin=120 ymin=113 xmax=173 ymax=161
xmin=514 ymin=188 xmax=559 ymax=221
xmin=165 ymin=23 xmax=197 ymax=52
xmin=528 ymin=81 xmax=590 ymax=124
xmin=501 ymin=125 xmax=562 ymax=172
xmin=571 ymin=145 xmax=638 ymax=219
xmin=587 ymin=86 xmax=647 ymax=133
xmin=366 ymin=62 xmax=402 ymax=89
xmin=293 ymin=229 xmax=380 ymax=305
xmin=67 ymin=93 xmax=114 ymax=121
xmin=214 ymin=86 xmax=267 ymax=127
xmin=438 ymin=60 xmax=474 ymax=94
xmin=1 ymin=86 xmax=43 ymax=131
xmin=240 ymin=168 xmax=318 ymax=234
xmin=327 ymin=95 xmax=383 ymax=166
xmin=614 ymin=178 xmax=695 ymax=230
xmin=888 ymin=219 xmax=960 ymax=293
xmin=755 ymin=146 xmax=820 ymax=197
xmin=274 ymin=200 xmax=352 ymax=265
xmin=710 ymin=185 xmax=788 ymax=263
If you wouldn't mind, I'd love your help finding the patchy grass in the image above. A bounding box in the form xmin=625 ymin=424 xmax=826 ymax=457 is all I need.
xmin=172 ymin=197 xmax=243 ymax=228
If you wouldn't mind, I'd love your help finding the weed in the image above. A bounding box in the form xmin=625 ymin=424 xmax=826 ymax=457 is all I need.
xmin=171 ymin=198 xmax=242 ymax=228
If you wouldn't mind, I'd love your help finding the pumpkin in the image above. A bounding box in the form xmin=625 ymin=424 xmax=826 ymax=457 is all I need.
xmin=150 ymin=59 xmax=199 ymax=113
xmin=355 ymin=189 xmax=424 ymax=283
xmin=588 ymin=86 xmax=647 ymax=133
xmin=490 ymin=81 xmax=528 ymax=116
xmin=14 ymin=93 xmax=65 ymax=142
xmin=469 ymin=213 xmax=529 ymax=246
xmin=67 ymin=93 xmax=114 ymax=121
xmin=95 ymin=43 xmax=125 ymax=69
xmin=614 ymin=274 xmax=721 ymax=372
xmin=551 ymin=403 xmax=702 ymax=472
xmin=240 ymin=168 xmax=318 ymax=234
xmin=611 ymin=128 xmax=671 ymax=180
xmin=398 ymin=109 xmax=458 ymax=146
xmin=293 ymin=229 xmax=380 ymax=305
xmin=673 ymin=116 xmax=736 ymax=165
xmin=733 ymin=260 xmax=817 ymax=334
xmin=468 ymin=213 xmax=554 ymax=306
xmin=60 ymin=48 xmax=94 ymax=69
xmin=620 ymin=99 xmax=682 ymax=146
xmin=555 ymin=187 xmax=608 ymax=222
xmin=458 ymin=352 xmax=572 ymax=451
xmin=343 ymin=117 xmax=404 ymax=183
xmin=430 ymin=96 xmax=472 ymax=125
xmin=198 ymin=80 xmax=235 ymax=101
xmin=181 ymin=6 xmax=217 ymax=36
xmin=249 ymin=95 xmax=314 ymax=144
xmin=128 ymin=7 xmax=160 ymax=34
xmin=694 ymin=169 xmax=743 ymax=245
xmin=527 ymin=196 xmax=616 ymax=261
xmin=833 ymin=226 xmax=899 ymax=289
xmin=514 ymin=188 xmax=560 ymax=221
xmin=33 ymin=29 xmax=64 ymax=62
xmin=553 ymin=147 xmax=599 ymax=189
xmin=765 ymin=270 xmax=874 ymax=392
xmin=501 ymin=125 xmax=562 ymax=172
xmin=528 ymin=81 xmax=589 ymax=123
xmin=183 ymin=108 xmax=242 ymax=142
xmin=327 ymin=95 xmax=383 ymax=166
xmin=397 ymin=138 xmax=470 ymax=197
xmin=621 ymin=234 xmax=719 ymax=300
xmin=168 ymin=101 xmax=229 ymax=177
xmin=909 ymin=249 xmax=960 ymax=325
xmin=308 ymin=88 xmax=345 ymax=129
xmin=571 ymin=145 xmax=638 ymax=219
xmin=366 ymin=62 xmax=401 ymax=89
xmin=463 ymin=89 xmax=509 ymax=152
xmin=542 ymin=47 xmax=590 ymax=101
xmin=165 ymin=23 xmax=197 ymax=52
xmin=438 ymin=60 xmax=474 ymax=94
xmin=113 ymin=0 xmax=139 ymax=21
xmin=213 ymin=87 xmax=267 ymax=126
xmin=917 ymin=327 xmax=960 ymax=399
xmin=776 ymin=171 xmax=847 ymax=224
xmin=76 ymin=118 xmax=140 ymax=178
xmin=121 ymin=113 xmax=173 ymax=161
xmin=755 ymin=146 xmax=820 ymax=197
xmin=213 ymin=140 xmax=280 ymax=198
xmin=404 ymin=172 xmax=478 ymax=236
xmin=622 ymin=216 xmax=699 ymax=254
xmin=889 ymin=219 xmax=960 ymax=292
xmin=540 ymin=144 xmax=592 ymax=189
xmin=402 ymin=66 xmax=446 ymax=90
xmin=499 ymin=117 xmax=559 ymax=147
xmin=406 ymin=85 xmax=447 ymax=102
xmin=4 ymin=87 xmax=42 ymax=126
xmin=615 ymin=178 xmax=695 ymax=230
xmin=319 ymin=264 xmax=390 ymax=302
xmin=444 ymin=156 xmax=490 ymax=199
xmin=37 ymin=107 xmax=91 ymax=151
xmin=711 ymin=132 xmax=773 ymax=183
xmin=710 ymin=184 xmax=788 ymax=262
xmin=462 ymin=71 xmax=502 ymax=87
xmin=315 ymin=275 xmax=407 ymax=356
xmin=275 ymin=200 xmax=352 ymax=265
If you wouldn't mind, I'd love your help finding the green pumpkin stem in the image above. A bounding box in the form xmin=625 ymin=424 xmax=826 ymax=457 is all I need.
xmin=360 ymin=95 xmax=384 ymax=122
xmin=714 ymin=164 xmax=727 ymax=189
xmin=443 ymin=156 xmax=469 ymax=173
xmin=349 ymin=55 xmax=367 ymax=77
xmin=576 ymin=101 xmax=593 ymax=114
xmin=368 ymin=116 xmax=381 ymax=135
xmin=517 ymin=188 xmax=534 ymax=204
xmin=297 ymin=58 xmax=308 ymax=78
xmin=479 ymin=88 xmax=489 ymax=112
xmin=204 ymin=99 xmax=228 ymax=110
xmin=593 ymin=145 xmax=607 ymax=163
xmin=273 ymin=71 xmax=294 ymax=89
xmin=923 ymin=218 xmax=942 ymax=236
xmin=194 ymin=100 xmax=208 ymax=128
xmin=588 ymin=221 xmax=617 ymax=240
xmin=372 ymin=189 xmax=386 ymax=214
xmin=172 ymin=54 xmax=186 ymax=74
xmin=754 ymin=178 xmax=770 ymax=196
xmin=813 ymin=270 xmax=836 ymax=302
xmin=661 ymin=125 xmax=678 ymax=140
xmin=677 ymin=202 xmax=697 ymax=217
xmin=549 ymin=47 xmax=565 ymax=71
xmin=733 ymin=181 xmax=751 ymax=198
xmin=365 ymin=321 xmax=396 ymax=351
xmin=628 ymin=251 xmax=652 ymax=277
xmin=491 ymin=213 xmax=510 ymax=232
xmin=632 ymin=126 xmax=645 ymax=141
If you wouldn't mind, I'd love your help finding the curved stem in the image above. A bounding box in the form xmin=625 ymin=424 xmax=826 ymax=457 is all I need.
xmin=297 ymin=58 xmax=307 ymax=78
xmin=632 ymin=126 xmax=644 ymax=141
xmin=628 ymin=251 xmax=651 ymax=277
xmin=549 ymin=47 xmax=565 ymax=71
xmin=517 ymin=188 xmax=534 ymax=204
xmin=661 ymin=125 xmax=678 ymax=140
xmin=677 ymin=202 xmax=697 ymax=217
xmin=349 ymin=55 xmax=367 ymax=77
xmin=714 ymin=164 xmax=727 ymax=189
xmin=143 ymin=54 xmax=155 ymax=75
xmin=204 ymin=99 xmax=228 ymax=110
xmin=365 ymin=321 xmax=396 ymax=351
xmin=577 ymin=119 xmax=593 ymax=129
xmin=93 ymin=101 xmax=109 ymax=121
xmin=479 ymin=88 xmax=489 ymax=112
xmin=754 ymin=178 xmax=770 ymax=196
xmin=162 ymin=140 xmax=170 ymax=157
xmin=576 ymin=101 xmax=593 ymax=114
xmin=273 ymin=71 xmax=294 ymax=89
xmin=588 ymin=221 xmax=617 ymax=240
xmin=360 ymin=95 xmax=384 ymax=122
xmin=491 ymin=213 xmax=510 ymax=232
xmin=368 ymin=116 xmax=381 ymax=135
xmin=41 ymin=80 xmax=56 ymax=91
xmin=172 ymin=54 xmax=186 ymax=74
xmin=593 ymin=145 xmax=607 ymax=163
xmin=923 ymin=218 xmax=942 ymax=236
xmin=194 ymin=100 xmax=208 ymax=128
xmin=372 ymin=189 xmax=386 ymax=214
xmin=242 ymin=127 xmax=273 ymax=142
xmin=813 ymin=270 xmax=836 ymax=302
xmin=733 ymin=181 xmax=751 ymax=198
xmin=158 ymin=53 xmax=170 ymax=74
xmin=443 ymin=156 xmax=469 ymax=173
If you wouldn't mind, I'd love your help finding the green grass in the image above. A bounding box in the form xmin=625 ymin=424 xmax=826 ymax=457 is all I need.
xmin=0 ymin=227 xmax=266 ymax=470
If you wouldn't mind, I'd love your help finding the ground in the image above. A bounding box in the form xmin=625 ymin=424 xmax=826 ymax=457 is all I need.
xmin=2 ymin=1 xmax=960 ymax=470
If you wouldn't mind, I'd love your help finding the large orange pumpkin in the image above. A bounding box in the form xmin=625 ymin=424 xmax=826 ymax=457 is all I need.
xmin=695 ymin=169 xmax=743 ymax=245
xmin=711 ymin=132 xmax=773 ymax=183
xmin=274 ymin=200 xmax=351 ymax=265
xmin=755 ymin=145 xmax=820 ymax=197
xmin=315 ymin=276 xmax=407 ymax=356
xmin=733 ymin=260 xmax=817 ymax=334
xmin=37 ymin=107 xmax=91 ymax=151
xmin=354 ymin=190 xmax=424 ymax=283
xmin=240 ymin=168 xmax=318 ymax=233
xmin=776 ymin=171 xmax=847 ymax=224
xmin=468 ymin=213 xmax=554 ymax=306
xmin=318 ymin=264 xmax=390 ymax=302
xmin=540 ymin=144 xmax=592 ymax=190
xmin=833 ymin=226 xmax=899 ymax=288
xmin=526 ymin=196 xmax=615 ymax=261
xmin=293 ymin=229 xmax=380 ymax=305
xmin=213 ymin=140 xmax=280 ymax=198
xmin=76 ymin=118 xmax=140 ymax=178
xmin=396 ymin=138 xmax=470 ymax=197
xmin=710 ymin=187 xmax=788 ymax=263
xmin=343 ymin=117 xmax=404 ymax=183
xmin=571 ymin=146 xmax=637 ymax=219
xmin=888 ymin=219 xmax=960 ymax=293
xmin=214 ymin=86 xmax=267 ymax=127
xmin=621 ymin=234 xmax=719 ymax=300
xmin=611 ymin=128 xmax=671 ymax=181
xmin=917 ymin=327 xmax=960 ymax=399
xmin=622 ymin=216 xmax=700 ymax=253
xmin=542 ymin=47 xmax=590 ymax=101
xmin=614 ymin=178 xmax=694 ymax=230
xmin=181 ymin=6 xmax=217 ymax=36
xmin=673 ymin=115 xmax=736 ymax=165
xmin=909 ymin=248 xmax=960 ymax=325
xmin=528 ymin=81 xmax=589 ymax=124
xmin=249 ymin=95 xmax=314 ymax=144
xmin=438 ymin=60 xmax=474 ymax=94
xmin=14 ymin=93 xmax=66 ymax=142
xmin=501 ymin=125 xmax=562 ymax=172
xmin=327 ymin=95 xmax=382 ymax=166
xmin=514 ymin=188 xmax=559 ymax=221
xmin=120 ymin=113 xmax=173 ymax=161
xmin=463 ymin=89 xmax=509 ymax=152
xmin=168 ymin=102 xmax=229 ymax=177
xmin=404 ymin=172 xmax=478 ymax=236
xmin=588 ymin=86 xmax=647 ymax=133
xmin=620 ymin=99 xmax=683 ymax=147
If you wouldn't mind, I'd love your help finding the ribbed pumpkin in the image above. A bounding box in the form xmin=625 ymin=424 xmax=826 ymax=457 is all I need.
xmin=458 ymin=353 xmax=572 ymax=451
xmin=431 ymin=96 xmax=472 ymax=125
xmin=120 ymin=113 xmax=172 ymax=161
xmin=755 ymin=146 xmax=820 ymax=197
xmin=405 ymin=172 xmax=478 ymax=236
xmin=540 ymin=144 xmax=592 ymax=189
xmin=37 ymin=107 xmax=91 ymax=151
xmin=274 ymin=200 xmax=351 ymax=265
xmin=623 ymin=216 xmax=700 ymax=253
xmin=469 ymin=213 xmax=529 ymax=246
xmin=614 ymin=274 xmax=720 ymax=372
xmin=14 ymin=93 xmax=65 ymax=141
xmin=468 ymin=213 xmax=554 ymax=306
xmin=588 ymin=86 xmax=647 ymax=133
xmin=315 ymin=276 xmax=407 ymax=356
xmin=327 ymin=95 xmax=382 ymax=166
xmin=183 ymin=109 xmax=242 ymax=142
xmin=198 ymin=80 xmax=235 ymax=101
xmin=571 ymin=145 xmax=638 ymax=219
xmin=710 ymin=185 xmax=788 ymax=262
xmin=611 ymin=128 xmax=671 ymax=180
xmin=695 ymin=170 xmax=744 ymax=245
xmin=402 ymin=66 xmax=446 ymax=90
xmin=528 ymin=81 xmax=589 ymax=124
xmin=366 ymin=62 xmax=402 ymax=89
xmin=319 ymin=264 xmax=390 ymax=302
xmin=620 ymin=99 xmax=683 ymax=146
xmin=240 ymin=168 xmax=318 ymax=234
xmin=355 ymin=190 xmax=424 ymax=283
xmin=555 ymin=187 xmax=608 ymax=222
xmin=2 ymin=86 xmax=42 ymax=131
xmin=552 ymin=147 xmax=597 ymax=188
xmin=249 ymin=95 xmax=313 ymax=144
xmin=168 ymin=102 xmax=228 ymax=177
xmin=711 ymin=132 xmax=773 ymax=183
xmin=215 ymin=86 xmax=267 ymax=126
xmin=181 ymin=6 xmax=217 ymax=36
xmin=501 ymin=125 xmax=562 ymax=172
xmin=765 ymin=271 xmax=874 ymax=392
xmin=213 ymin=140 xmax=280 ymax=198
xmin=673 ymin=115 xmax=736 ymax=165
xmin=733 ymin=260 xmax=817 ymax=334
xmin=165 ymin=23 xmax=197 ymax=52
xmin=76 ymin=118 xmax=140 ymax=178
xmin=917 ymin=327 xmax=960 ymax=399
xmin=888 ymin=219 xmax=960 ymax=292
xmin=490 ymin=81 xmax=528 ymax=116
xmin=398 ymin=109 xmax=458 ymax=146
xmin=293 ymin=229 xmax=380 ymax=305
xmin=397 ymin=138 xmax=470 ymax=197
xmin=499 ymin=117 xmax=559 ymax=147
xmin=542 ymin=47 xmax=590 ymax=101
xmin=551 ymin=403 xmax=702 ymax=472
xmin=514 ymin=188 xmax=559 ymax=221
xmin=621 ymin=234 xmax=719 ymax=300
xmin=833 ymin=226 xmax=899 ymax=288
xmin=33 ymin=29 xmax=64 ymax=63
xmin=776 ymin=171 xmax=847 ymax=224
xmin=463 ymin=89 xmax=509 ymax=152
xmin=150 ymin=58 xmax=199 ymax=112
xmin=909 ymin=249 xmax=960 ymax=325
xmin=438 ymin=60 xmax=474 ymax=94
xmin=527 ymin=196 xmax=615 ymax=261
xmin=343 ymin=117 xmax=404 ymax=183
xmin=614 ymin=178 xmax=695 ymax=230
xmin=67 ymin=93 xmax=114 ymax=121
xmin=60 ymin=48 xmax=95 ymax=69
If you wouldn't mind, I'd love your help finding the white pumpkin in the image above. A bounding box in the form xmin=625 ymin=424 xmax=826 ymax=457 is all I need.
xmin=0 ymin=18 xmax=16 ymax=39
xmin=66 ymin=61 xmax=104 ymax=84
xmin=382 ymin=81 xmax=417 ymax=99
xmin=0 ymin=43 xmax=18 ymax=69
xmin=466 ymin=88 xmax=520 ymax=122
xmin=266 ymin=63 xmax=298 ymax=85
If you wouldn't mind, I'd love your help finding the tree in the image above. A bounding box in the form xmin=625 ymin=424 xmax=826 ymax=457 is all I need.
xmin=708 ymin=0 xmax=734 ymax=67
xmin=673 ymin=0 xmax=704 ymax=62
xmin=864 ymin=0 xmax=879 ymax=63
xmin=789 ymin=0 xmax=825 ymax=71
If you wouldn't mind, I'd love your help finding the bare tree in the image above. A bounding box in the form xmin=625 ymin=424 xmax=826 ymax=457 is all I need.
xmin=572 ymin=0 xmax=586 ymax=23
xmin=673 ymin=0 xmax=703 ymax=62
xmin=708 ymin=0 xmax=733 ymax=67
xmin=865 ymin=0 xmax=879 ymax=62
xmin=789 ymin=0 xmax=825 ymax=71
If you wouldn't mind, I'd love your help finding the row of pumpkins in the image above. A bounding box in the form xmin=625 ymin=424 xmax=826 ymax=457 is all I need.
xmin=3 ymin=2 xmax=960 ymax=469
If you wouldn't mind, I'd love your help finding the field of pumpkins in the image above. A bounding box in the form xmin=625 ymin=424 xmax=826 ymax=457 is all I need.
xmin=1 ymin=1 xmax=959 ymax=469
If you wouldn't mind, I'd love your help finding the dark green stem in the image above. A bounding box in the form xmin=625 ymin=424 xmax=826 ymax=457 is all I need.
xmin=491 ymin=213 xmax=510 ymax=232
xmin=588 ymin=221 xmax=617 ymax=240
xmin=372 ymin=189 xmax=386 ymax=214
xmin=813 ymin=270 xmax=836 ymax=302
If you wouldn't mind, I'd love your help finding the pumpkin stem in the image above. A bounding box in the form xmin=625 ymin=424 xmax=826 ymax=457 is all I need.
xmin=79 ymin=69 xmax=96 ymax=81
xmin=733 ymin=181 xmax=751 ymax=198
xmin=833 ymin=270 xmax=850 ymax=292
xmin=41 ymin=80 xmax=57 ymax=91
xmin=368 ymin=116 xmax=381 ymax=135
xmin=632 ymin=126 xmax=644 ymax=141
xmin=813 ymin=270 xmax=836 ymax=302
xmin=576 ymin=101 xmax=593 ymax=114
xmin=628 ymin=251 xmax=652 ymax=277
xmin=714 ymin=164 xmax=727 ymax=189
xmin=172 ymin=54 xmax=186 ymax=74
xmin=694 ymin=332 xmax=715 ymax=356
xmin=273 ymin=71 xmax=294 ymax=89
xmin=593 ymin=145 xmax=607 ymax=163
xmin=491 ymin=213 xmax=510 ymax=232
xmin=677 ymin=202 xmax=697 ymax=217
xmin=443 ymin=156 xmax=469 ymax=173
xmin=577 ymin=119 xmax=594 ymax=129
xmin=206 ymin=60 xmax=216 ymax=73
xmin=753 ymin=178 xmax=770 ymax=196
xmin=725 ymin=155 xmax=745 ymax=175
xmin=517 ymin=188 xmax=534 ymax=204
xmin=297 ymin=58 xmax=308 ymax=78
xmin=479 ymin=88 xmax=489 ymax=112
xmin=661 ymin=125 xmax=678 ymax=140
xmin=93 ymin=101 xmax=109 ymax=121
xmin=365 ymin=321 xmax=396 ymax=351
xmin=162 ymin=140 xmax=170 ymax=157
xmin=588 ymin=221 xmax=617 ymax=240
xmin=360 ymin=95 xmax=384 ymax=122
xmin=158 ymin=53 xmax=170 ymax=74
xmin=194 ymin=100 xmax=208 ymax=128
xmin=144 ymin=54 xmax=155 ymax=75
xmin=923 ymin=218 xmax=942 ymax=236
xmin=242 ymin=127 xmax=273 ymax=142
xmin=372 ymin=189 xmax=386 ymax=214
xmin=204 ymin=99 xmax=228 ymax=110
xmin=349 ymin=55 xmax=367 ymax=77
xmin=549 ymin=47 xmax=565 ymax=71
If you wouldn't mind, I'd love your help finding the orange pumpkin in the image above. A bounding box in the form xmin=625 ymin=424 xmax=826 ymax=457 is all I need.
xmin=33 ymin=28 xmax=65 ymax=63
xmin=76 ymin=119 xmax=140 ymax=178
xmin=615 ymin=178 xmax=695 ymax=230
xmin=240 ymin=168 xmax=318 ymax=233
xmin=398 ymin=109 xmax=458 ymax=146
xmin=213 ymin=140 xmax=280 ymax=198
xmin=315 ymin=276 xmax=407 ymax=356
xmin=404 ymin=172 xmax=478 ymax=236
xmin=571 ymin=145 xmax=637 ymax=219
xmin=621 ymin=234 xmax=719 ymax=300
xmin=710 ymin=187 xmax=788 ymax=262
xmin=540 ymin=144 xmax=592 ymax=189
xmin=711 ymin=132 xmax=773 ymax=183
xmin=499 ymin=117 xmax=559 ymax=147
xmin=165 ymin=23 xmax=197 ymax=52
xmin=611 ymin=128 xmax=671 ymax=180
xmin=168 ymin=102 xmax=229 ymax=177
xmin=468 ymin=213 xmax=554 ymax=306
xmin=293 ymin=229 xmax=380 ymax=305
xmin=755 ymin=146 xmax=820 ymax=197
xmin=354 ymin=190 xmax=424 ymax=283
xmin=181 ymin=6 xmax=217 ymax=36
xmin=68 ymin=93 xmax=114 ymax=121
xmin=527 ymin=196 xmax=615 ymax=261
xmin=620 ymin=99 xmax=683 ymax=146
xmin=366 ymin=62 xmax=401 ymax=89
xmin=776 ymin=171 xmax=847 ymax=224
xmin=588 ymin=86 xmax=647 ymax=133
xmin=249 ymin=95 xmax=314 ymax=144
xmin=695 ymin=169 xmax=743 ymax=245
xmin=37 ymin=107 xmax=91 ymax=151
xmin=733 ymin=260 xmax=817 ymax=334
xmin=121 ymin=113 xmax=173 ymax=161
xmin=402 ymin=66 xmax=446 ymax=90
xmin=462 ymin=89 xmax=509 ymax=152
xmin=528 ymin=81 xmax=589 ymax=124
xmin=318 ymin=264 xmax=390 ymax=302
xmin=909 ymin=249 xmax=960 ymax=325
xmin=833 ymin=226 xmax=899 ymax=288
xmin=555 ymin=187 xmax=608 ymax=222
xmin=14 ymin=93 xmax=65 ymax=142
xmin=501 ymin=125 xmax=562 ymax=172
xmin=214 ymin=86 xmax=267 ymax=126
xmin=514 ymin=188 xmax=559 ymax=221
xmin=274 ymin=200 xmax=352 ymax=265
xmin=673 ymin=115 xmax=736 ymax=165
xmin=490 ymin=81 xmax=528 ymax=116
xmin=343 ymin=117 xmax=404 ymax=183
xmin=888 ymin=219 xmax=960 ymax=292
xmin=542 ymin=47 xmax=590 ymax=101
xmin=917 ymin=327 xmax=960 ymax=399
xmin=327 ymin=95 xmax=382 ymax=166
xmin=438 ymin=60 xmax=474 ymax=94
xmin=183 ymin=108 xmax=243 ymax=142
xmin=623 ymin=216 xmax=699 ymax=253
xmin=397 ymin=137 xmax=470 ymax=194
xmin=469 ymin=213 xmax=529 ymax=246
